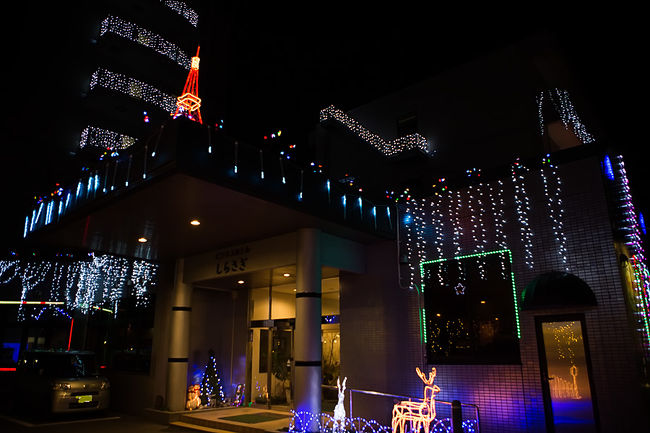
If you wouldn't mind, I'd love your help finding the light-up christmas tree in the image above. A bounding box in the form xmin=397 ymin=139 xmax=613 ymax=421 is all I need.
xmin=200 ymin=350 xmax=225 ymax=407
xmin=172 ymin=45 xmax=203 ymax=124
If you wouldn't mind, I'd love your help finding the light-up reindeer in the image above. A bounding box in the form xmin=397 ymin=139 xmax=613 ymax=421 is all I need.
xmin=392 ymin=367 xmax=441 ymax=433
xmin=333 ymin=377 xmax=347 ymax=433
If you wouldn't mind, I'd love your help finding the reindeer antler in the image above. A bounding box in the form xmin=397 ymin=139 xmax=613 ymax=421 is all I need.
xmin=415 ymin=367 xmax=437 ymax=386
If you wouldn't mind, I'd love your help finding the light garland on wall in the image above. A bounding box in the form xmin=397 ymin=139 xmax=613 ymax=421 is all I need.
xmin=402 ymin=207 xmax=417 ymax=290
xmin=488 ymin=180 xmax=508 ymax=278
xmin=537 ymin=89 xmax=594 ymax=144
xmin=610 ymin=155 xmax=650 ymax=353
xmin=0 ymin=254 xmax=158 ymax=320
xmin=162 ymin=0 xmax=199 ymax=27
xmin=466 ymin=171 xmax=488 ymax=279
xmin=540 ymin=154 xmax=569 ymax=271
xmin=429 ymin=197 xmax=445 ymax=286
xmin=90 ymin=68 xmax=177 ymax=112
xmin=511 ymin=159 xmax=534 ymax=270
xmin=320 ymin=105 xmax=431 ymax=157
xmin=80 ymin=126 xmax=137 ymax=150
xmin=100 ymin=15 xmax=191 ymax=69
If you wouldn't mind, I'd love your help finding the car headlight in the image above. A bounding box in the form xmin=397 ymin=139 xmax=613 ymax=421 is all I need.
xmin=52 ymin=382 xmax=71 ymax=391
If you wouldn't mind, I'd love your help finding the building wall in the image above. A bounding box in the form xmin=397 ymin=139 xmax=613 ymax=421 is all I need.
xmin=339 ymin=155 xmax=647 ymax=432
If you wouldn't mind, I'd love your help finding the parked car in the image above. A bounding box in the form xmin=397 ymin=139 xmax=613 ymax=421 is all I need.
xmin=15 ymin=350 xmax=109 ymax=414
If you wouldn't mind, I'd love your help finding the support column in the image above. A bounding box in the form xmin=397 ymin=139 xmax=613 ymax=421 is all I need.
xmin=166 ymin=258 xmax=192 ymax=411
xmin=294 ymin=228 xmax=322 ymax=421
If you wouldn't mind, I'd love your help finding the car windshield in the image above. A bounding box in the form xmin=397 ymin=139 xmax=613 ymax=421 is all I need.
xmin=23 ymin=353 xmax=98 ymax=378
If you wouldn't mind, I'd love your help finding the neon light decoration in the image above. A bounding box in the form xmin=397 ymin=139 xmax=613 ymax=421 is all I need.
xmin=320 ymin=105 xmax=431 ymax=157
xmin=392 ymin=367 xmax=441 ymax=433
xmin=172 ymin=46 xmax=203 ymax=124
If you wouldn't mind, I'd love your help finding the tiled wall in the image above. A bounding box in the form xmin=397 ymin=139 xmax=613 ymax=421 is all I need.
xmin=341 ymin=155 xmax=648 ymax=432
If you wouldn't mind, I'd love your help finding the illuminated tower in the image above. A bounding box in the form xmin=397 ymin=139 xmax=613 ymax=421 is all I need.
xmin=173 ymin=46 xmax=203 ymax=124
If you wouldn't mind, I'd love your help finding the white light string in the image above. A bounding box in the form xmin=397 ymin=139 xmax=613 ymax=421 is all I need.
xmin=320 ymin=105 xmax=431 ymax=157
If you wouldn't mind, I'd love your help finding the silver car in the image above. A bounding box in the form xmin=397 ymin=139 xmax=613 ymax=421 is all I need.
xmin=16 ymin=350 xmax=110 ymax=413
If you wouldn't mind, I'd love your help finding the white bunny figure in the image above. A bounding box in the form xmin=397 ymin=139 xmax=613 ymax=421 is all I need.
xmin=333 ymin=376 xmax=347 ymax=432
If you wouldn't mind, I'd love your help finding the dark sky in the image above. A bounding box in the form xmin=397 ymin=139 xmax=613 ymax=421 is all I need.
xmin=1 ymin=4 xmax=647 ymax=248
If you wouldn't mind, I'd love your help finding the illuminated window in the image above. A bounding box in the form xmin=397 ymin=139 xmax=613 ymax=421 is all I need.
xmin=420 ymin=250 xmax=520 ymax=363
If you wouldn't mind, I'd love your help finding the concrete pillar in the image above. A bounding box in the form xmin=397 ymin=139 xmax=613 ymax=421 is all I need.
xmin=294 ymin=228 xmax=322 ymax=421
xmin=165 ymin=258 xmax=192 ymax=411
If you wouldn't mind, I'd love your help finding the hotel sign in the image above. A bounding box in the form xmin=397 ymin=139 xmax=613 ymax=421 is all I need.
xmin=215 ymin=246 xmax=250 ymax=275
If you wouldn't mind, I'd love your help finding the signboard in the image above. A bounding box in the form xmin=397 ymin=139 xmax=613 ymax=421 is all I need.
xmin=215 ymin=246 xmax=250 ymax=275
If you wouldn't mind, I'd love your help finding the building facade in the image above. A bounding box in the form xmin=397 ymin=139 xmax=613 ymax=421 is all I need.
xmin=2 ymin=28 xmax=649 ymax=433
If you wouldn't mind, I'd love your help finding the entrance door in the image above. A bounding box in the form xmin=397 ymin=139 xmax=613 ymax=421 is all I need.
xmin=249 ymin=322 xmax=293 ymax=406
xmin=537 ymin=317 xmax=598 ymax=433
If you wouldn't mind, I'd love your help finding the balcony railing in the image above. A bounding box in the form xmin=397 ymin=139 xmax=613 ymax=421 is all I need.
xmin=24 ymin=118 xmax=396 ymax=239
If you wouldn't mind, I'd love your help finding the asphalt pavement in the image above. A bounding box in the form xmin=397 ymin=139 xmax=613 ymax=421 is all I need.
xmin=0 ymin=412 xmax=198 ymax=433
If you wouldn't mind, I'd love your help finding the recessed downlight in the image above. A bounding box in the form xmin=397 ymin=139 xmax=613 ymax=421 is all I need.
xmin=283 ymin=273 xmax=291 ymax=277
xmin=138 ymin=237 xmax=148 ymax=243
xmin=190 ymin=219 xmax=201 ymax=226
xmin=237 ymin=280 xmax=245 ymax=285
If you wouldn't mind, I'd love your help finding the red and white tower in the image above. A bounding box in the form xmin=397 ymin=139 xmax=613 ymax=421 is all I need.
xmin=173 ymin=46 xmax=203 ymax=124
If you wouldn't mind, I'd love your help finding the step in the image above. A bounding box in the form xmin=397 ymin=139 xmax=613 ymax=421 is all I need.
xmin=171 ymin=421 xmax=235 ymax=433
xmin=179 ymin=413 xmax=290 ymax=433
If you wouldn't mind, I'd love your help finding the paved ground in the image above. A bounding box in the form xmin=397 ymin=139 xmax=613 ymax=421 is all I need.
xmin=0 ymin=412 xmax=198 ymax=433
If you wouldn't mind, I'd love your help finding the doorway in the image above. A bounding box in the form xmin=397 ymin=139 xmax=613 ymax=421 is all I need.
xmin=536 ymin=316 xmax=598 ymax=433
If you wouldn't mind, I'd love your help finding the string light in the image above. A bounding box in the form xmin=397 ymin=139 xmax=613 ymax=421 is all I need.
xmin=162 ymin=0 xmax=199 ymax=27
xmin=537 ymin=89 xmax=594 ymax=144
xmin=80 ymin=126 xmax=137 ymax=150
xmin=0 ymin=254 xmax=158 ymax=320
xmin=100 ymin=15 xmax=192 ymax=69
xmin=611 ymin=155 xmax=650 ymax=353
xmin=540 ymin=154 xmax=569 ymax=271
xmin=512 ymin=159 xmax=534 ymax=270
xmin=90 ymin=68 xmax=176 ymax=112
xmin=320 ymin=105 xmax=431 ymax=157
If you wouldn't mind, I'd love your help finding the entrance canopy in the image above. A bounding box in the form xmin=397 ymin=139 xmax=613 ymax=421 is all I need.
xmin=521 ymin=271 xmax=597 ymax=310
xmin=24 ymin=119 xmax=393 ymax=261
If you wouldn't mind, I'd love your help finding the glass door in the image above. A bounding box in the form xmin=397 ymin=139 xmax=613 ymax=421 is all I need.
xmin=538 ymin=318 xmax=598 ymax=433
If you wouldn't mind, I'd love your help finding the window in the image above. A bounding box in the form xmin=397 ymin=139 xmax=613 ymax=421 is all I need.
xmin=420 ymin=250 xmax=520 ymax=363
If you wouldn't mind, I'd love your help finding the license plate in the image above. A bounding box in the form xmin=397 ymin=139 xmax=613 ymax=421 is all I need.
xmin=76 ymin=395 xmax=93 ymax=403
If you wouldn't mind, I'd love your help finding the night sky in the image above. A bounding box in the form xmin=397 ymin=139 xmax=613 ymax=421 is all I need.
xmin=1 ymin=4 xmax=647 ymax=249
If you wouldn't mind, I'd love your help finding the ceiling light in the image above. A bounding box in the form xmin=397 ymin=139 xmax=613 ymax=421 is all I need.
xmin=283 ymin=273 xmax=291 ymax=277
xmin=190 ymin=219 xmax=200 ymax=226
xmin=237 ymin=280 xmax=245 ymax=285
xmin=138 ymin=237 xmax=147 ymax=243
